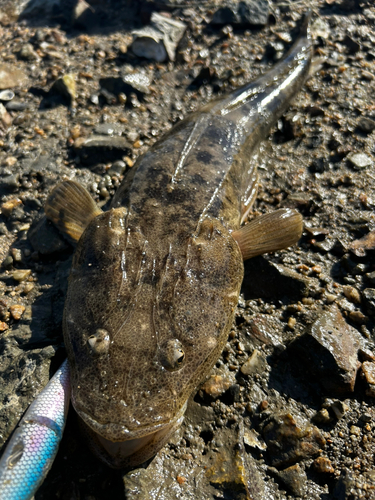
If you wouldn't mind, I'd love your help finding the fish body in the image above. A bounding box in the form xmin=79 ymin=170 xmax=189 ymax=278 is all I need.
xmin=0 ymin=14 xmax=312 ymax=488
xmin=59 ymin=16 xmax=311 ymax=468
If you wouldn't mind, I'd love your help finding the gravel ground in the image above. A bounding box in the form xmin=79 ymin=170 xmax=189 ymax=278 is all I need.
xmin=0 ymin=0 xmax=375 ymax=499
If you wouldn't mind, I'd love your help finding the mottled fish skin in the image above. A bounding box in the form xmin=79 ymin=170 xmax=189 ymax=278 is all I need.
xmin=63 ymin=17 xmax=312 ymax=468
xmin=0 ymin=360 xmax=70 ymax=500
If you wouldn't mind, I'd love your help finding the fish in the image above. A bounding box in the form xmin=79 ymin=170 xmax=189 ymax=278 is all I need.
xmin=45 ymin=14 xmax=311 ymax=469
xmin=0 ymin=11 xmax=312 ymax=493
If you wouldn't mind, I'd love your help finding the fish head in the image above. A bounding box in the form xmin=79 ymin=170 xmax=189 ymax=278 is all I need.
xmin=63 ymin=209 xmax=244 ymax=467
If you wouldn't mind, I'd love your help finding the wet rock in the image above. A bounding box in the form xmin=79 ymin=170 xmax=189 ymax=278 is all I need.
xmin=289 ymin=305 xmax=361 ymax=395
xmin=342 ymin=285 xmax=361 ymax=304
xmin=312 ymin=408 xmax=331 ymax=425
xmin=323 ymin=399 xmax=349 ymax=420
xmin=243 ymin=428 xmax=266 ymax=450
xmin=0 ymin=343 xmax=56 ymax=448
xmin=275 ymin=463 xmax=307 ymax=496
xmin=204 ymin=423 xmax=266 ymax=499
xmin=362 ymin=288 xmax=375 ymax=316
xmin=132 ymin=12 xmax=186 ymax=62
xmin=361 ymin=361 xmax=375 ymax=397
xmin=333 ymin=469 xmax=355 ymax=500
xmin=200 ymin=373 xmax=234 ymax=399
xmin=1 ymin=174 xmax=19 ymax=191
xmin=350 ymin=231 xmax=375 ymax=257
xmin=347 ymin=152 xmax=373 ymax=170
xmin=244 ymin=314 xmax=283 ymax=347
xmin=74 ymin=135 xmax=132 ymax=165
xmin=50 ymin=74 xmax=76 ymax=105
xmin=18 ymin=43 xmax=39 ymax=61
xmin=28 ymin=217 xmax=69 ymax=255
xmin=242 ymin=256 xmax=311 ymax=301
xmin=0 ymin=64 xmax=27 ymax=89
xmin=366 ymin=271 xmax=375 ymax=286
xmin=0 ymin=103 xmax=12 ymax=130
xmin=357 ymin=116 xmax=375 ymax=133
xmin=313 ymin=456 xmax=334 ymax=474
xmin=123 ymin=404 xmax=266 ymax=499
xmin=211 ymin=0 xmax=269 ymax=26
xmin=240 ymin=349 xmax=266 ymax=376
xmin=132 ymin=26 xmax=167 ymax=62
xmin=262 ymin=412 xmax=325 ymax=469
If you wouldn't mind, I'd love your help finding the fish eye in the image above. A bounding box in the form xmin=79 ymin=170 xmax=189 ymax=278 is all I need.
xmin=160 ymin=339 xmax=186 ymax=371
xmin=87 ymin=328 xmax=110 ymax=356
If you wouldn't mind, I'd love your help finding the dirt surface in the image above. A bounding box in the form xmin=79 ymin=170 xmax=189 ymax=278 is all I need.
xmin=0 ymin=0 xmax=375 ymax=499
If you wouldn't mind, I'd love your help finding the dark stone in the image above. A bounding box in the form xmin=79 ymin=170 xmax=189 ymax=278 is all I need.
xmin=131 ymin=12 xmax=186 ymax=62
xmin=288 ymin=305 xmax=361 ymax=395
xmin=262 ymin=412 xmax=325 ymax=468
xmin=211 ymin=0 xmax=269 ymax=26
xmin=5 ymin=101 xmax=29 ymax=111
xmin=310 ymin=157 xmax=330 ymax=173
xmin=1 ymin=174 xmax=19 ymax=191
xmin=275 ymin=464 xmax=307 ymax=496
xmin=242 ymin=256 xmax=311 ymax=301
xmin=363 ymin=288 xmax=375 ymax=316
xmin=333 ymin=470 xmax=355 ymax=500
xmin=342 ymin=34 xmax=360 ymax=53
xmin=245 ymin=314 xmax=283 ymax=347
xmin=357 ymin=116 xmax=375 ymax=133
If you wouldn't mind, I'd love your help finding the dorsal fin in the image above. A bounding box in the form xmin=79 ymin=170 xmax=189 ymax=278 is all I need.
xmin=232 ymin=209 xmax=303 ymax=261
xmin=45 ymin=180 xmax=102 ymax=242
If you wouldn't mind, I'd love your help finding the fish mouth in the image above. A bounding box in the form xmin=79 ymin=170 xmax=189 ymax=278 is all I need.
xmin=77 ymin=402 xmax=187 ymax=469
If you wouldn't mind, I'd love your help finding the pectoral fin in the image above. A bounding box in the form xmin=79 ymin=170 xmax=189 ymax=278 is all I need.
xmin=45 ymin=180 xmax=102 ymax=242
xmin=232 ymin=208 xmax=303 ymax=261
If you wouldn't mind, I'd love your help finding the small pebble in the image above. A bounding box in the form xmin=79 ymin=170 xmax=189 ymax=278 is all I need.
xmin=313 ymin=457 xmax=334 ymax=474
xmin=343 ymin=285 xmax=361 ymax=304
xmin=349 ymin=425 xmax=361 ymax=436
xmin=23 ymin=282 xmax=34 ymax=294
xmin=347 ymin=153 xmax=372 ymax=170
xmin=12 ymin=269 xmax=32 ymax=282
xmin=312 ymin=408 xmax=331 ymax=425
xmin=287 ymin=317 xmax=296 ymax=329
xmin=11 ymin=248 xmax=22 ymax=263
xmin=0 ymin=321 xmax=8 ymax=331
xmin=2 ymin=255 xmax=13 ymax=269
xmin=9 ymin=304 xmax=25 ymax=321
xmin=124 ymin=156 xmax=134 ymax=167
xmin=1 ymin=198 xmax=22 ymax=217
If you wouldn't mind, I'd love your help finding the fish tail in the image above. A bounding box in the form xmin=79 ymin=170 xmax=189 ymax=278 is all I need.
xmin=213 ymin=11 xmax=313 ymax=131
